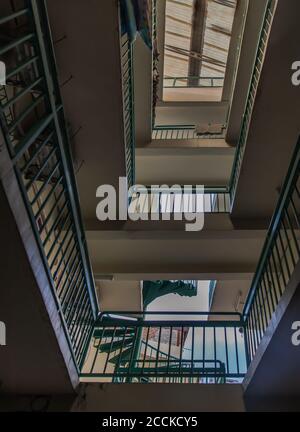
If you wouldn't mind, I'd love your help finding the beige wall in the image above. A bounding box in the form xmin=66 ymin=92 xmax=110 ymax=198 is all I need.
xmin=72 ymin=383 xmax=246 ymax=412
xmin=136 ymin=151 xmax=234 ymax=186
xmin=226 ymin=0 xmax=269 ymax=144
xmin=163 ymin=87 xmax=223 ymax=103
xmin=96 ymin=281 xmax=142 ymax=312
xmin=155 ymin=102 xmax=229 ymax=127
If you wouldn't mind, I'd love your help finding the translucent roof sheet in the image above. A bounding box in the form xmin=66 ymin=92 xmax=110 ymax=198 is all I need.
xmin=164 ymin=0 xmax=194 ymax=78
xmin=164 ymin=0 xmax=237 ymax=80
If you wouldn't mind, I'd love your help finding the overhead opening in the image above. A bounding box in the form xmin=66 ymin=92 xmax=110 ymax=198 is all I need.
xmin=163 ymin=0 xmax=238 ymax=102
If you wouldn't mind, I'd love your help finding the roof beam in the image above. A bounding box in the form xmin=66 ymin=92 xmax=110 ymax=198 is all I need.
xmin=188 ymin=0 xmax=208 ymax=83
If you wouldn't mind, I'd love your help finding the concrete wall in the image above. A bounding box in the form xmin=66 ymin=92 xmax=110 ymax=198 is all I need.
xmin=226 ymin=0 xmax=269 ymax=144
xmin=232 ymin=0 xmax=300 ymax=220
xmin=244 ymin=264 xmax=300 ymax=398
xmin=72 ymin=383 xmax=246 ymax=412
xmin=85 ymin=225 xmax=266 ymax=280
xmin=136 ymin=149 xmax=234 ymax=186
xmin=155 ymin=102 xmax=229 ymax=127
xmin=0 ymin=117 xmax=77 ymax=394
xmin=210 ymin=280 xmax=252 ymax=316
xmin=96 ymin=281 xmax=142 ymax=312
xmin=134 ymin=35 xmax=153 ymax=146
xmin=0 ymin=182 xmax=76 ymax=394
xmin=222 ymin=0 xmax=249 ymax=104
xmin=163 ymin=87 xmax=222 ymax=103
xmin=47 ymin=0 xmax=127 ymax=220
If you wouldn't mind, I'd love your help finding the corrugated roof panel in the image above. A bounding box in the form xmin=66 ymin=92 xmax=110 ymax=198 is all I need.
xmin=164 ymin=0 xmax=194 ymax=78
xmin=163 ymin=0 xmax=237 ymax=84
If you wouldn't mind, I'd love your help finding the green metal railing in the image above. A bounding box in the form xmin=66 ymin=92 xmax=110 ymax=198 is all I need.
xmin=129 ymin=187 xmax=231 ymax=214
xmin=79 ymin=127 xmax=300 ymax=381
xmin=121 ymin=32 xmax=135 ymax=188
xmin=152 ymin=0 xmax=157 ymax=41
xmin=80 ymin=134 xmax=300 ymax=383
xmin=152 ymin=125 xmax=226 ymax=140
xmin=80 ymin=312 xmax=247 ymax=383
xmin=0 ymin=0 xmax=286 ymax=384
xmin=163 ymin=76 xmax=224 ymax=88
xmin=230 ymin=0 xmax=276 ymax=201
xmin=243 ymin=137 xmax=300 ymax=362
xmin=0 ymin=1 xmax=98 ymax=369
xmin=152 ymin=0 xmax=158 ymax=127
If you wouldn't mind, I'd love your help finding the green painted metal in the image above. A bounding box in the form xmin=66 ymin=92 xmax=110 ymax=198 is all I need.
xmin=0 ymin=1 xmax=98 ymax=370
xmin=0 ymin=8 xmax=29 ymax=25
xmin=0 ymin=0 xmax=287 ymax=383
xmin=152 ymin=124 xmax=226 ymax=140
xmin=129 ymin=186 xmax=231 ymax=214
xmin=143 ymin=280 xmax=197 ymax=308
xmin=80 ymin=311 xmax=247 ymax=383
xmin=121 ymin=31 xmax=135 ymax=188
xmin=163 ymin=76 xmax=224 ymax=88
xmin=209 ymin=280 xmax=217 ymax=308
xmin=243 ymin=137 xmax=300 ymax=362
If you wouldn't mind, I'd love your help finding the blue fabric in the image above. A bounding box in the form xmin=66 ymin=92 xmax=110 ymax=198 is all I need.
xmin=120 ymin=0 xmax=152 ymax=49
xmin=120 ymin=0 xmax=138 ymax=43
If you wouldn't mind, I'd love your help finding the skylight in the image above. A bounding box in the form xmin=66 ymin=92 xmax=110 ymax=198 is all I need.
xmin=163 ymin=0 xmax=237 ymax=101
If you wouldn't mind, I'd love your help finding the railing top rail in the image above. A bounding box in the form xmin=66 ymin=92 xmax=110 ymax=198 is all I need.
xmin=97 ymin=311 xmax=244 ymax=326
xmin=153 ymin=125 xmax=196 ymax=130
xmin=163 ymin=76 xmax=225 ymax=88
xmin=164 ymin=76 xmax=224 ymax=80
xmin=98 ymin=310 xmax=242 ymax=317
xmin=132 ymin=186 xmax=230 ymax=194
xmin=153 ymin=124 xmax=226 ymax=131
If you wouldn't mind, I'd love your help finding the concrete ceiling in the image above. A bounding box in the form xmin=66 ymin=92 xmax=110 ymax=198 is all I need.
xmin=46 ymin=0 xmax=127 ymax=220
xmin=85 ymin=224 xmax=266 ymax=279
xmin=232 ymin=0 xmax=300 ymax=220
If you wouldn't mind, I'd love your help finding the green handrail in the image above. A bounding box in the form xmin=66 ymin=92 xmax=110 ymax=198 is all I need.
xmin=243 ymin=137 xmax=300 ymax=362
xmin=80 ymin=311 xmax=247 ymax=383
xmin=0 ymin=1 xmax=98 ymax=370
xmin=120 ymin=27 xmax=135 ymax=188
xmin=163 ymin=76 xmax=224 ymax=88
xmin=152 ymin=124 xmax=226 ymax=140
xmin=129 ymin=186 xmax=231 ymax=214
